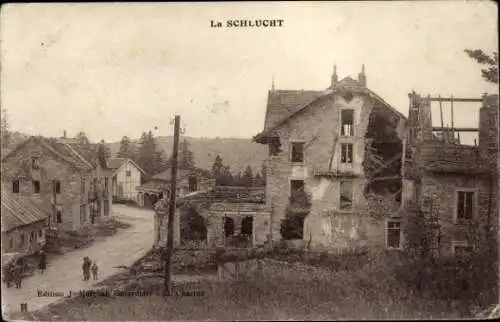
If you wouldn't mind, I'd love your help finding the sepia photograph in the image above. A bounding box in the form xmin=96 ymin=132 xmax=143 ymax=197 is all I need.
xmin=0 ymin=1 xmax=499 ymax=320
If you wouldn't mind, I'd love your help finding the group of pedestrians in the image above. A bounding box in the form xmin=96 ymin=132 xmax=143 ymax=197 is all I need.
xmin=3 ymin=250 xmax=46 ymax=289
xmin=82 ymin=256 xmax=99 ymax=281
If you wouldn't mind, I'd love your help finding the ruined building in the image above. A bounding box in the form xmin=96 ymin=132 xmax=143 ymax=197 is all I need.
xmin=403 ymin=93 xmax=499 ymax=256
xmin=253 ymin=65 xmax=407 ymax=251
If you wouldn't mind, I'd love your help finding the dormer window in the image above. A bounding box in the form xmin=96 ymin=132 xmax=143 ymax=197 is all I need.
xmin=290 ymin=142 xmax=305 ymax=163
xmin=31 ymin=156 xmax=40 ymax=170
xmin=341 ymin=109 xmax=354 ymax=136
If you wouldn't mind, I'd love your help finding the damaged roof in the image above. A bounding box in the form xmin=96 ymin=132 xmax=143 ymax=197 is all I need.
xmin=1 ymin=187 xmax=48 ymax=232
xmin=254 ymin=76 xmax=406 ymax=142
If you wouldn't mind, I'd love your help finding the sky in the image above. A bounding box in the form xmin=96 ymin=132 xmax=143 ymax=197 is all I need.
xmin=1 ymin=1 xmax=498 ymax=143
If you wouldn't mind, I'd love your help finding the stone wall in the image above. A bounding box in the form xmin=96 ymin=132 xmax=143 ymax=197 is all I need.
xmin=420 ymin=172 xmax=495 ymax=255
xmin=264 ymin=93 xmax=388 ymax=249
xmin=155 ymin=204 xmax=271 ymax=248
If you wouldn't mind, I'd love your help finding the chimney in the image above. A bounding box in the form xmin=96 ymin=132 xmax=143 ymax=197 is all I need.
xmin=331 ymin=64 xmax=338 ymax=87
xmin=358 ymin=64 xmax=366 ymax=87
xmin=63 ymin=130 xmax=67 ymax=138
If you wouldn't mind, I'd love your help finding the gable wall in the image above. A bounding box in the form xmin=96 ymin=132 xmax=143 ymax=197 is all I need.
xmin=265 ymin=93 xmax=389 ymax=249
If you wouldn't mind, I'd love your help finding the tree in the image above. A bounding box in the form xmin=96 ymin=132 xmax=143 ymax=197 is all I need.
xmin=232 ymin=171 xmax=243 ymax=187
xmin=1 ymin=108 xmax=10 ymax=149
xmin=241 ymin=165 xmax=254 ymax=187
xmin=117 ymin=136 xmax=137 ymax=160
xmin=178 ymin=139 xmax=195 ymax=170
xmin=254 ymin=172 xmax=265 ymax=187
xmin=211 ymin=154 xmax=224 ymax=179
xmin=261 ymin=163 xmax=267 ymax=184
xmin=137 ymin=131 xmax=168 ymax=176
xmin=464 ymin=49 xmax=499 ymax=84
xmin=97 ymin=140 xmax=111 ymax=168
xmin=98 ymin=139 xmax=112 ymax=158
xmin=75 ymin=131 xmax=90 ymax=145
xmin=216 ymin=165 xmax=234 ymax=186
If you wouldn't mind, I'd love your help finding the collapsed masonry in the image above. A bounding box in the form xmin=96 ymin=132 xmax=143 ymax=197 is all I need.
xmin=402 ymin=92 xmax=499 ymax=256
xmin=254 ymin=66 xmax=408 ymax=251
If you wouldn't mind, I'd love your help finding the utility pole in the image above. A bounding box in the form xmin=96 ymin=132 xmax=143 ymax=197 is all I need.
xmin=164 ymin=115 xmax=180 ymax=296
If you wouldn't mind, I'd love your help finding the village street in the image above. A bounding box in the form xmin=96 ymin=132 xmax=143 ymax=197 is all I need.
xmin=1 ymin=205 xmax=155 ymax=316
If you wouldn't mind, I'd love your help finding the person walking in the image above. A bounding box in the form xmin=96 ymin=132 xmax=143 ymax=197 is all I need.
xmin=82 ymin=257 xmax=91 ymax=281
xmin=91 ymin=261 xmax=99 ymax=280
xmin=38 ymin=250 xmax=47 ymax=274
xmin=13 ymin=260 xmax=22 ymax=288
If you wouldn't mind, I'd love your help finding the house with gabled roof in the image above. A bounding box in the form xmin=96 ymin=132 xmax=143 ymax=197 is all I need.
xmin=1 ymin=185 xmax=49 ymax=254
xmin=1 ymin=134 xmax=113 ymax=232
xmin=253 ymin=65 xmax=408 ymax=251
xmin=106 ymin=157 xmax=145 ymax=202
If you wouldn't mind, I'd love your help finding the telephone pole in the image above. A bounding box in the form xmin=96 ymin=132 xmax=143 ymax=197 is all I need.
xmin=164 ymin=115 xmax=180 ymax=296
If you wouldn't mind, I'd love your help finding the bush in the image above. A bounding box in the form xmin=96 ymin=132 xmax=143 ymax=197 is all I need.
xmin=393 ymin=253 xmax=498 ymax=307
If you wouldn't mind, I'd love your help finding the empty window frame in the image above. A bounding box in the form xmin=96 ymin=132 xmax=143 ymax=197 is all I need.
xmin=386 ymin=220 xmax=402 ymax=249
xmin=452 ymin=241 xmax=474 ymax=256
xmin=456 ymin=190 xmax=476 ymax=223
xmin=339 ymin=180 xmax=353 ymax=210
xmin=290 ymin=142 xmax=305 ymax=163
xmin=340 ymin=143 xmax=353 ymax=164
xmin=341 ymin=109 xmax=354 ymax=136
xmin=54 ymin=180 xmax=61 ymax=194
xmin=290 ymin=180 xmax=305 ymax=197
xmin=126 ymin=170 xmax=132 ymax=177
xmin=33 ymin=180 xmax=41 ymax=194
xmin=31 ymin=156 xmax=40 ymax=170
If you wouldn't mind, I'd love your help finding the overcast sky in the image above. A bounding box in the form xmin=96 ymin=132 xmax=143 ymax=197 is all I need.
xmin=1 ymin=1 xmax=498 ymax=143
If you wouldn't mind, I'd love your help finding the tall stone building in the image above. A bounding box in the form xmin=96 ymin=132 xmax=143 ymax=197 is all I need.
xmin=253 ymin=65 xmax=407 ymax=251
xmin=1 ymin=135 xmax=113 ymax=232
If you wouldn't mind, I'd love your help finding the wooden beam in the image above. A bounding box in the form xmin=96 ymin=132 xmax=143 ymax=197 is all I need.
xmin=432 ymin=127 xmax=478 ymax=132
xmin=368 ymin=152 xmax=402 ymax=178
xmin=427 ymin=97 xmax=482 ymax=103
xmin=439 ymin=95 xmax=444 ymax=132
xmin=367 ymin=175 xmax=402 ymax=183
xmin=451 ymin=95 xmax=455 ymax=139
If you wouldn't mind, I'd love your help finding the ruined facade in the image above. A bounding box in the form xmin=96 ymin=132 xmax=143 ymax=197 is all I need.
xmin=137 ymin=168 xmax=214 ymax=208
xmin=1 ymin=136 xmax=113 ymax=232
xmin=403 ymin=93 xmax=499 ymax=256
xmin=154 ymin=186 xmax=271 ymax=248
xmin=253 ymin=66 xmax=407 ymax=251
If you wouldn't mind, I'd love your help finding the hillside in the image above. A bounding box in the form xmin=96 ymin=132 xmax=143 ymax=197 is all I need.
xmin=108 ymin=136 xmax=268 ymax=175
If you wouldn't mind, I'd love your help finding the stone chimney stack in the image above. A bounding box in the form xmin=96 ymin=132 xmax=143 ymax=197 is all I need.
xmin=63 ymin=130 xmax=67 ymax=138
xmin=358 ymin=64 xmax=366 ymax=87
xmin=479 ymin=93 xmax=499 ymax=168
xmin=331 ymin=64 xmax=338 ymax=87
